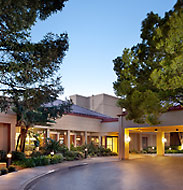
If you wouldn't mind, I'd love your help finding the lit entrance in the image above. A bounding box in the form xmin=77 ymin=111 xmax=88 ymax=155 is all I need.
xmin=106 ymin=136 xmax=118 ymax=153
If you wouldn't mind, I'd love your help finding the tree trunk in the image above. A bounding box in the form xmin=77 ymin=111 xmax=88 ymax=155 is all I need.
xmin=16 ymin=134 xmax=21 ymax=151
xmin=20 ymin=127 xmax=29 ymax=152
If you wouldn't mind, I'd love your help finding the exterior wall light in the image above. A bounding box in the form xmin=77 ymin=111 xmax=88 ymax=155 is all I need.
xmin=7 ymin=153 xmax=12 ymax=168
xmin=50 ymin=151 xmax=54 ymax=156
xmin=122 ymin=108 xmax=126 ymax=113
xmin=162 ymin=138 xmax=167 ymax=143
xmin=7 ymin=153 xmax=12 ymax=159
xmin=125 ymin=136 xmax=131 ymax=143
xmin=152 ymin=147 xmax=155 ymax=150
xmin=85 ymin=148 xmax=88 ymax=159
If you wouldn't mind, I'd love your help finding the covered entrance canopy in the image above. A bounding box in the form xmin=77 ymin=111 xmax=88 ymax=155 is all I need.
xmin=118 ymin=108 xmax=183 ymax=160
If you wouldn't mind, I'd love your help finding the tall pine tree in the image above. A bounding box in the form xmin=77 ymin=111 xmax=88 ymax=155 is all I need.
xmin=0 ymin=0 xmax=72 ymax=152
xmin=113 ymin=1 xmax=183 ymax=125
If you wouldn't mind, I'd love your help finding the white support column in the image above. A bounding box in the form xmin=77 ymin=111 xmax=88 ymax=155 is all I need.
xmin=67 ymin=130 xmax=71 ymax=150
xmin=139 ymin=133 xmax=142 ymax=151
xmin=118 ymin=115 xmax=129 ymax=160
xmin=47 ymin=129 xmax=50 ymax=138
xmin=85 ymin=131 xmax=87 ymax=145
xmin=57 ymin=132 xmax=60 ymax=141
xmin=74 ymin=134 xmax=77 ymax=147
xmin=98 ymin=136 xmax=101 ymax=146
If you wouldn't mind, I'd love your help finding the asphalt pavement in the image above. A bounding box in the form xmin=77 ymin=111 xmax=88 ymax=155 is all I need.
xmin=29 ymin=156 xmax=183 ymax=190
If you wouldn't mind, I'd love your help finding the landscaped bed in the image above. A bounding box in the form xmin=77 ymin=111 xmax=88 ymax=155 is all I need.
xmin=0 ymin=141 xmax=117 ymax=175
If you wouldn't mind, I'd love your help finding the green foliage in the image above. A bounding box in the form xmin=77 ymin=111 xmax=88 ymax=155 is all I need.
xmin=30 ymin=151 xmax=42 ymax=158
xmin=47 ymin=154 xmax=64 ymax=164
xmin=64 ymin=150 xmax=84 ymax=161
xmin=13 ymin=153 xmax=64 ymax=168
xmin=0 ymin=167 xmax=8 ymax=175
xmin=0 ymin=0 xmax=72 ymax=152
xmin=142 ymin=146 xmax=157 ymax=154
xmin=113 ymin=2 xmax=183 ymax=125
xmin=22 ymin=158 xmax=36 ymax=168
xmin=8 ymin=165 xmax=16 ymax=173
xmin=71 ymin=142 xmax=118 ymax=157
xmin=0 ymin=150 xmax=7 ymax=162
xmin=12 ymin=151 xmax=26 ymax=161
xmin=44 ymin=138 xmax=62 ymax=154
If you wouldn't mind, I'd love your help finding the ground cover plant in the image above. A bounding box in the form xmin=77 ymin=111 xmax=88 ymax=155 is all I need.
xmin=11 ymin=140 xmax=117 ymax=169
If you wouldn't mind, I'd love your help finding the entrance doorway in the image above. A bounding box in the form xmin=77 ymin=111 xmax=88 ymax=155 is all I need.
xmin=106 ymin=136 xmax=118 ymax=153
xmin=142 ymin=137 xmax=148 ymax=149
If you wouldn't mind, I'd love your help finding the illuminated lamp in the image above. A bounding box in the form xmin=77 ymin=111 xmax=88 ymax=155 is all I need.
xmin=125 ymin=136 xmax=131 ymax=143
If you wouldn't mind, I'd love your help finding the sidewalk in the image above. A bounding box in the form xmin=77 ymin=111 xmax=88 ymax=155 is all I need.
xmin=0 ymin=157 xmax=118 ymax=190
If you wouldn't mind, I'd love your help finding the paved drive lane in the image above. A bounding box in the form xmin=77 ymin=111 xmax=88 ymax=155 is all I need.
xmin=29 ymin=156 xmax=183 ymax=190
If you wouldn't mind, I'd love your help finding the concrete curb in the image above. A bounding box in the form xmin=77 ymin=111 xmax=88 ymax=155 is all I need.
xmin=21 ymin=162 xmax=88 ymax=190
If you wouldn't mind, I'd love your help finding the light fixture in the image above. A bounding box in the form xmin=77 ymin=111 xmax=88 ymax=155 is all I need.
xmin=152 ymin=147 xmax=155 ymax=150
xmin=122 ymin=108 xmax=126 ymax=113
xmin=7 ymin=153 xmax=12 ymax=168
xmin=176 ymin=129 xmax=179 ymax=132
xmin=181 ymin=144 xmax=183 ymax=150
xmin=7 ymin=153 xmax=12 ymax=159
xmin=85 ymin=148 xmax=88 ymax=159
xmin=154 ymin=129 xmax=158 ymax=132
xmin=169 ymin=147 xmax=171 ymax=150
xmin=162 ymin=138 xmax=167 ymax=143
xmin=50 ymin=151 xmax=54 ymax=156
xmin=125 ymin=136 xmax=131 ymax=143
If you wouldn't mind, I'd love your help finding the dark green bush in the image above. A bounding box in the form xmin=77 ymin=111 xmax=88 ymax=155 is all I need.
xmin=0 ymin=167 xmax=8 ymax=175
xmin=0 ymin=150 xmax=7 ymax=162
xmin=40 ymin=156 xmax=50 ymax=165
xmin=65 ymin=150 xmax=75 ymax=158
xmin=65 ymin=156 xmax=74 ymax=161
xmin=73 ymin=151 xmax=84 ymax=160
xmin=44 ymin=138 xmax=61 ymax=154
xmin=22 ymin=158 xmax=36 ymax=168
xmin=12 ymin=151 xmax=25 ymax=161
xmin=46 ymin=154 xmax=64 ymax=164
xmin=8 ymin=165 xmax=16 ymax=173
xmin=58 ymin=144 xmax=69 ymax=156
xmin=30 ymin=151 xmax=42 ymax=158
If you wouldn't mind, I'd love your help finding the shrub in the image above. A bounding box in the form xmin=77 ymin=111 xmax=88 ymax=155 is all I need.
xmin=58 ymin=144 xmax=69 ymax=156
xmin=0 ymin=150 xmax=7 ymax=162
xmin=8 ymin=165 xmax=16 ymax=173
xmin=22 ymin=158 xmax=36 ymax=168
xmin=0 ymin=167 xmax=8 ymax=175
xmin=73 ymin=151 xmax=84 ymax=160
xmin=40 ymin=156 xmax=50 ymax=165
xmin=44 ymin=138 xmax=61 ymax=154
xmin=46 ymin=154 xmax=64 ymax=164
xmin=30 ymin=151 xmax=42 ymax=158
xmin=65 ymin=156 xmax=74 ymax=161
xmin=12 ymin=151 xmax=25 ymax=161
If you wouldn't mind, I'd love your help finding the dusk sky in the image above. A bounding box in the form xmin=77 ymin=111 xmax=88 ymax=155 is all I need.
xmin=31 ymin=0 xmax=176 ymax=99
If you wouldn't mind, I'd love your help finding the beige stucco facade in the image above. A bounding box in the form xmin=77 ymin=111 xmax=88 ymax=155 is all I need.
xmin=1 ymin=93 xmax=182 ymax=158
xmin=70 ymin=93 xmax=122 ymax=118
xmin=0 ymin=111 xmax=16 ymax=152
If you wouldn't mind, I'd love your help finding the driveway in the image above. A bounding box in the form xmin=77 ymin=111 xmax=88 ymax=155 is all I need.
xmin=29 ymin=156 xmax=183 ymax=190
